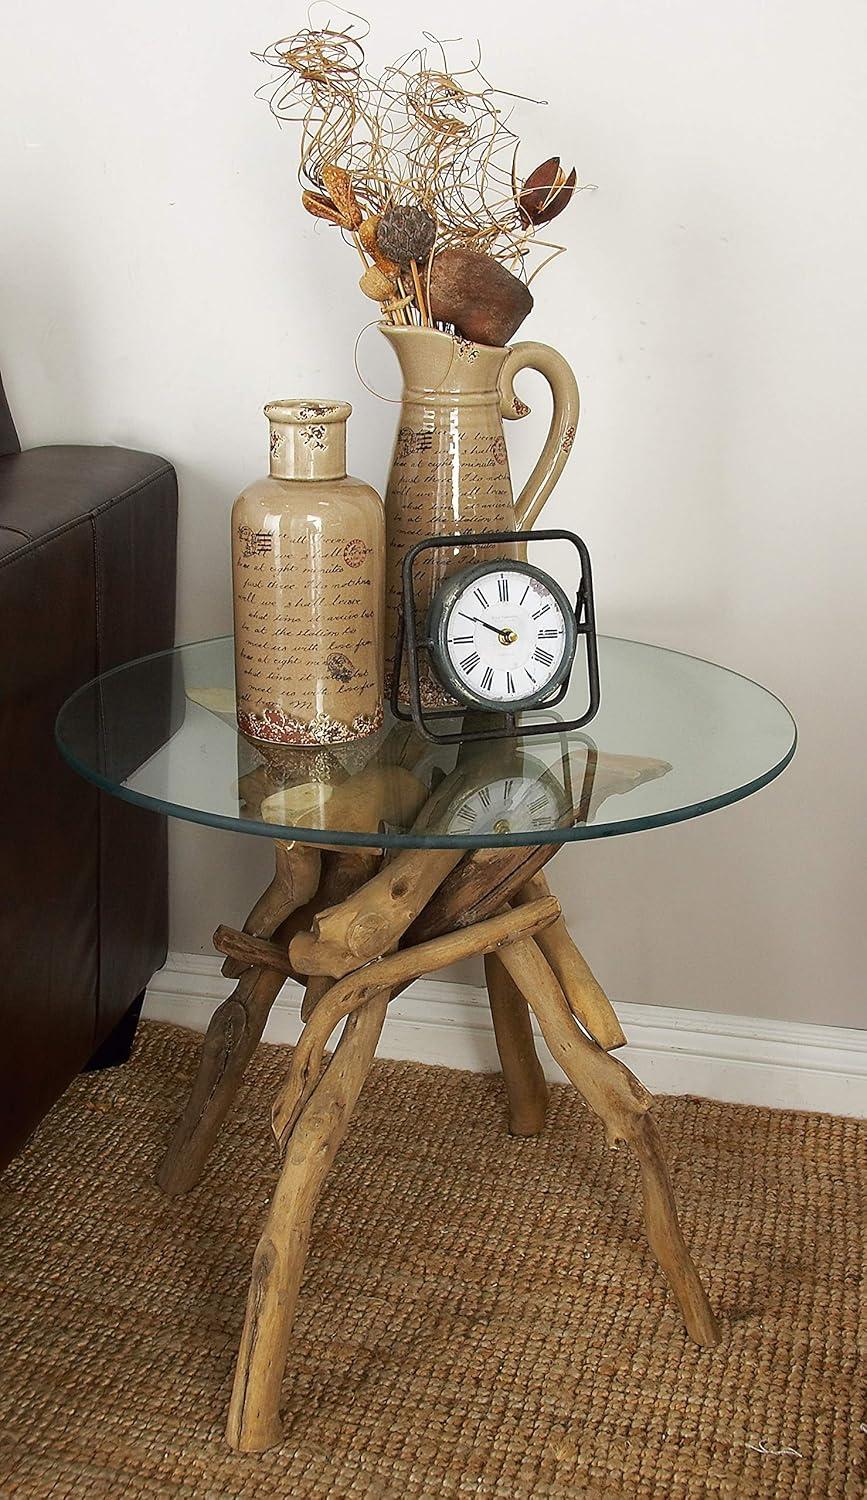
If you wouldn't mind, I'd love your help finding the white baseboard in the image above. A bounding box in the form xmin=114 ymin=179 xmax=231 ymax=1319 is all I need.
xmin=144 ymin=952 xmax=867 ymax=1119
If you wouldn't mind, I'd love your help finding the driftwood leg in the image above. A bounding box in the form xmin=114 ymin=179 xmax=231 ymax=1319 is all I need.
xmin=273 ymin=898 xmax=559 ymax=1146
xmin=290 ymin=846 xmax=464 ymax=979
xmin=155 ymin=843 xmax=322 ymax=1196
xmin=513 ymin=872 xmax=627 ymax=1051
xmin=408 ymin=842 xmax=559 ymax=941
xmin=298 ymin=849 xmax=381 ymax=1020
xmin=156 ymin=961 xmax=294 ymax=1197
xmin=225 ymin=993 xmax=389 ymax=1453
xmin=230 ymin=898 xmax=558 ymax=1451
xmin=497 ymin=937 xmax=720 ymax=1347
xmin=222 ymin=841 xmax=321 ymax=979
xmin=484 ymin=952 xmax=548 ymax=1136
xmin=223 ymin=835 xmax=473 ymax=1449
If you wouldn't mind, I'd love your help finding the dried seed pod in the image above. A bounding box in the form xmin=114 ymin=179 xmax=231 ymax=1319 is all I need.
xmin=321 ymin=163 xmax=362 ymax=230
xmin=358 ymin=216 xmax=379 ymax=255
xmin=302 ymin=190 xmax=347 ymax=226
xmin=428 ymin=247 xmax=534 ymax=347
xmin=518 ymin=157 xmax=577 ymax=226
xmin=358 ymin=216 xmax=401 ymax=278
xmin=358 ymin=265 xmax=397 ymax=302
xmin=376 ymin=206 xmax=436 ymax=268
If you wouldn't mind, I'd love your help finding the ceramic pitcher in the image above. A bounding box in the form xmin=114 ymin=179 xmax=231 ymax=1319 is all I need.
xmin=380 ymin=325 xmax=579 ymax=704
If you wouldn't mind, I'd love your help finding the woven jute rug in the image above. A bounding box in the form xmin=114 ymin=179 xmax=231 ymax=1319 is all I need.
xmin=0 ymin=1022 xmax=864 ymax=1499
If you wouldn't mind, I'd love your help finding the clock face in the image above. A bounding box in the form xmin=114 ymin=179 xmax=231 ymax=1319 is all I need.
xmin=446 ymin=772 xmax=563 ymax=836
xmin=429 ymin=560 xmax=576 ymax=711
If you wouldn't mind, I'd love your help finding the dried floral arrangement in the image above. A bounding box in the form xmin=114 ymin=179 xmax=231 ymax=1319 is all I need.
xmin=256 ymin=11 xmax=585 ymax=347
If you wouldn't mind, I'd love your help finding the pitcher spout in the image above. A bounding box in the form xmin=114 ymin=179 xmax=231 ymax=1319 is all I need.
xmin=379 ymin=323 xmax=510 ymax=396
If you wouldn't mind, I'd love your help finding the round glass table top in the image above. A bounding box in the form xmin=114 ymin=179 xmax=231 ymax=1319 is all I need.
xmin=55 ymin=636 xmax=796 ymax=851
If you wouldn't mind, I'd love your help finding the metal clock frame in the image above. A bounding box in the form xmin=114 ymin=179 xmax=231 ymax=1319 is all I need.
xmin=390 ymin=528 xmax=601 ymax=746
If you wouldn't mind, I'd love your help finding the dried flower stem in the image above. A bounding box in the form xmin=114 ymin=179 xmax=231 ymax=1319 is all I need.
xmin=409 ymin=260 xmax=429 ymax=325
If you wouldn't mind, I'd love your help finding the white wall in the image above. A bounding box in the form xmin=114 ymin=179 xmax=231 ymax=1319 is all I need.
xmin=2 ymin=0 xmax=865 ymax=1028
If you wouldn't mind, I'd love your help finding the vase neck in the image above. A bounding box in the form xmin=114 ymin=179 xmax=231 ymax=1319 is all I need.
xmin=380 ymin=324 xmax=509 ymax=399
xmin=265 ymin=399 xmax=350 ymax=480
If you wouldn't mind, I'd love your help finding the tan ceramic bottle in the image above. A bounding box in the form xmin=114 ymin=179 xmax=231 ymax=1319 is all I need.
xmin=232 ymin=400 xmax=384 ymax=745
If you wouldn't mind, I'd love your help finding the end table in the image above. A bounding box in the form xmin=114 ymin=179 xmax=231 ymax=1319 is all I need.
xmin=57 ymin=634 xmax=796 ymax=1452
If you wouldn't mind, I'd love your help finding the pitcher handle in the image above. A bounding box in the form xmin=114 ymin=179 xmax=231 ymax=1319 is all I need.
xmin=498 ymin=342 xmax=580 ymax=531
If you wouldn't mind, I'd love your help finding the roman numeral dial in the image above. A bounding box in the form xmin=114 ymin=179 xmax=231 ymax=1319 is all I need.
xmin=445 ymin=773 xmax=563 ymax=837
xmin=439 ymin=563 xmax=574 ymax=709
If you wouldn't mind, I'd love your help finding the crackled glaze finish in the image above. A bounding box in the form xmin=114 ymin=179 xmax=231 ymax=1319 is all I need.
xmin=380 ymin=326 xmax=580 ymax=705
xmin=232 ymin=400 xmax=384 ymax=746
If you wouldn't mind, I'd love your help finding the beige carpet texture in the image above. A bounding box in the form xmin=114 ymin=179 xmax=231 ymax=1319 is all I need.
xmin=0 ymin=1021 xmax=864 ymax=1499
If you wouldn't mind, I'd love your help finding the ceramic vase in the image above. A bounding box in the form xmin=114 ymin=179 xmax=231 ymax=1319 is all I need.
xmin=232 ymin=400 xmax=384 ymax=745
xmin=380 ymin=325 xmax=580 ymax=705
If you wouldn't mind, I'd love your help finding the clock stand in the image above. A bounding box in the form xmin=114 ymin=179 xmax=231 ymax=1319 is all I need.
xmin=155 ymin=786 xmax=721 ymax=1454
xmin=392 ymin=528 xmax=600 ymax=745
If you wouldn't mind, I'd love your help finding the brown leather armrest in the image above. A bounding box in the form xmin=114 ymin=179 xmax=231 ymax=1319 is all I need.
xmin=0 ymin=445 xmax=173 ymax=562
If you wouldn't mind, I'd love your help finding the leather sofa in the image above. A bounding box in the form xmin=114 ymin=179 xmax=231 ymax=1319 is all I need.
xmin=0 ymin=370 xmax=178 ymax=1171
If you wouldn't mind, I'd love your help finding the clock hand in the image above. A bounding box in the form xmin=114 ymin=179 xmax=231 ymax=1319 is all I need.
xmin=459 ymin=612 xmax=503 ymax=634
xmin=458 ymin=613 xmax=519 ymax=645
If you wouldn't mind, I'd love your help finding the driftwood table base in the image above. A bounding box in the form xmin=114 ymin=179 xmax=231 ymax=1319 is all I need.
xmin=156 ymin=837 xmax=720 ymax=1454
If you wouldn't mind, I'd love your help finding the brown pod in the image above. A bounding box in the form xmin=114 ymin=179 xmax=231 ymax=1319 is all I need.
xmin=321 ymin=164 xmax=362 ymax=229
xmin=518 ymin=157 xmax=577 ymax=226
xmin=377 ymin=205 xmax=436 ymax=268
xmin=359 ymin=216 xmax=401 ymax=278
xmin=302 ymin=190 xmax=347 ymax=226
xmin=428 ymin=248 xmax=533 ymax=346
xmin=359 ymin=265 xmax=396 ymax=302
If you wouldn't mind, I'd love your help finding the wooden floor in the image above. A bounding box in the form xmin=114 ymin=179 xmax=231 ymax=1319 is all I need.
xmin=0 ymin=1021 xmax=864 ymax=1498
